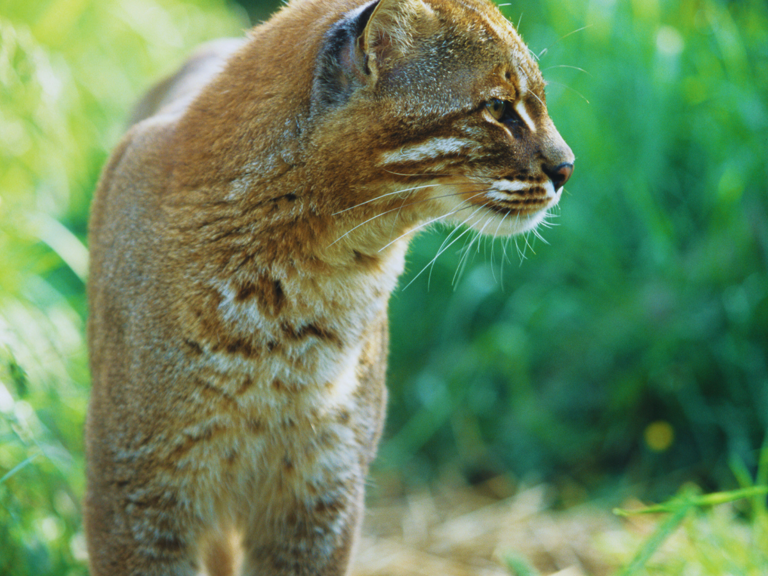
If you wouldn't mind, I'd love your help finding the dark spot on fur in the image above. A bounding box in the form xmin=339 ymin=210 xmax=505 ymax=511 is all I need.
xmin=247 ymin=418 xmax=263 ymax=433
xmin=194 ymin=377 xmax=237 ymax=408
xmin=234 ymin=276 xmax=286 ymax=318
xmin=314 ymin=497 xmax=343 ymax=516
xmin=337 ymin=410 xmax=350 ymax=424
xmin=155 ymin=533 xmax=185 ymax=553
xmin=217 ymin=337 xmax=258 ymax=357
xmin=269 ymin=280 xmax=286 ymax=313
xmin=236 ymin=375 xmax=255 ymax=395
xmin=272 ymin=379 xmax=287 ymax=393
xmin=353 ymin=249 xmax=380 ymax=268
xmin=235 ymin=281 xmax=257 ymax=302
xmin=182 ymin=338 xmax=203 ymax=356
xmin=282 ymin=322 xmax=342 ymax=347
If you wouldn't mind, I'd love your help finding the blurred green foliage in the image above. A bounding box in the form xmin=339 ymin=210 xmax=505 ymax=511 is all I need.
xmin=384 ymin=0 xmax=768 ymax=499
xmin=1 ymin=1 xmax=248 ymax=572
xmin=1 ymin=0 xmax=767 ymax=573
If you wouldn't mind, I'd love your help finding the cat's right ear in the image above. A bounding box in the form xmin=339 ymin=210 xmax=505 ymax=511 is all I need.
xmin=360 ymin=0 xmax=436 ymax=81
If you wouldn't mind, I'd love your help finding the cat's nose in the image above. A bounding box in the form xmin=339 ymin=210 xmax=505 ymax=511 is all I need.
xmin=543 ymin=162 xmax=574 ymax=191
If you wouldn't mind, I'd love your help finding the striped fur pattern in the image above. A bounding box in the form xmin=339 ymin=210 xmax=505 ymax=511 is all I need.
xmin=84 ymin=0 xmax=574 ymax=574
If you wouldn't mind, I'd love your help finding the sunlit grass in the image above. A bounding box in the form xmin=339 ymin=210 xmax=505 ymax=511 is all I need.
xmin=610 ymin=485 xmax=768 ymax=575
xmin=1 ymin=1 xmax=247 ymax=573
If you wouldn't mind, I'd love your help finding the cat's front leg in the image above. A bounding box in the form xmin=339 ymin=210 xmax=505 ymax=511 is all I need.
xmin=240 ymin=458 xmax=366 ymax=576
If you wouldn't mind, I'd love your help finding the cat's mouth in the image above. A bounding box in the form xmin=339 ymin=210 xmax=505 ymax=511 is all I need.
xmin=485 ymin=177 xmax=559 ymax=205
xmin=468 ymin=177 xmax=560 ymax=236
xmin=428 ymin=175 xmax=560 ymax=237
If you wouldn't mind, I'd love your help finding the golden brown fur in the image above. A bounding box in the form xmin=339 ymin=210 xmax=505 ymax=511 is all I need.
xmin=85 ymin=0 xmax=574 ymax=574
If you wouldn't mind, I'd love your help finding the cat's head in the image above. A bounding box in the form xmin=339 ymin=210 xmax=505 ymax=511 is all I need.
xmin=311 ymin=0 xmax=574 ymax=243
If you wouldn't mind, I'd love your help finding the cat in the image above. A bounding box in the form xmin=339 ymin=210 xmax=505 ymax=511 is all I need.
xmin=84 ymin=0 xmax=574 ymax=574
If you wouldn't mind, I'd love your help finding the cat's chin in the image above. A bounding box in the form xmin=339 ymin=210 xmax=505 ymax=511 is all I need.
xmin=437 ymin=200 xmax=556 ymax=238
xmin=464 ymin=204 xmax=554 ymax=237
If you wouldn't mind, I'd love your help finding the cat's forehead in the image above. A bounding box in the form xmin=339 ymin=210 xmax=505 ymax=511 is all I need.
xmin=429 ymin=0 xmax=543 ymax=92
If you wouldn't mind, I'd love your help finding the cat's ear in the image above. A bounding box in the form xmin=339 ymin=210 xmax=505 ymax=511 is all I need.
xmin=360 ymin=0 xmax=437 ymax=80
xmin=311 ymin=0 xmax=381 ymax=114
xmin=311 ymin=0 xmax=434 ymax=115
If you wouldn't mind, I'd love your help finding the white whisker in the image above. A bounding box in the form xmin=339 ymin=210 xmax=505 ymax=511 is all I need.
xmin=475 ymin=212 xmax=495 ymax=252
xmin=522 ymin=230 xmax=536 ymax=255
xmin=547 ymin=80 xmax=590 ymax=104
xmin=330 ymin=189 xmax=476 ymax=248
xmin=538 ymin=210 xmax=558 ymax=229
xmin=491 ymin=211 xmax=511 ymax=286
xmin=537 ymin=25 xmax=592 ymax=59
xmin=402 ymin=203 xmax=488 ymax=290
xmin=329 ymin=204 xmax=404 ymax=247
xmin=453 ymin=224 xmax=484 ymax=286
xmin=542 ymin=64 xmax=592 ymax=77
xmin=428 ymin=218 xmax=474 ymax=288
xmin=382 ymin=169 xmax=453 ymax=178
xmin=378 ymin=190 xmax=487 ymax=252
xmin=513 ymin=213 xmax=528 ymax=263
xmin=528 ymin=89 xmax=545 ymax=109
xmin=388 ymin=192 xmax=411 ymax=240
xmin=386 ymin=189 xmax=489 ymax=240
xmin=332 ymin=183 xmax=439 ymax=215
xmin=501 ymin=234 xmax=512 ymax=264
xmin=531 ymin=225 xmax=549 ymax=244
xmin=454 ymin=208 xmax=497 ymax=286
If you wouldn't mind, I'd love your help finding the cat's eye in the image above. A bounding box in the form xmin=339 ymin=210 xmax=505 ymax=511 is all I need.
xmin=485 ymin=98 xmax=521 ymax=127
xmin=486 ymin=98 xmax=507 ymax=121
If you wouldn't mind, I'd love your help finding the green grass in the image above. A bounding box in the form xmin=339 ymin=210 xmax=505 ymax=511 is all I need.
xmin=611 ymin=485 xmax=768 ymax=575
xmin=0 ymin=1 xmax=247 ymax=572
xmin=2 ymin=0 xmax=768 ymax=572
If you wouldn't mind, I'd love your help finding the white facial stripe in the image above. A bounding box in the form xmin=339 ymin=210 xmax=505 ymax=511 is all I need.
xmin=379 ymin=137 xmax=473 ymax=165
xmin=487 ymin=190 xmax=519 ymax=203
xmin=489 ymin=178 xmax=559 ymax=201
xmin=514 ymin=100 xmax=536 ymax=133
xmin=518 ymin=72 xmax=528 ymax=93
xmin=491 ymin=180 xmax=529 ymax=192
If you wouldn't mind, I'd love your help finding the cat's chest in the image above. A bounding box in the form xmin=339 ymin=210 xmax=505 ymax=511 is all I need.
xmin=149 ymin=237 xmax=407 ymax=493
xmin=178 ymin=239 xmax=406 ymax=411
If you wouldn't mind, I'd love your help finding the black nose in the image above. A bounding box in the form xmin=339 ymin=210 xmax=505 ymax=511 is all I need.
xmin=543 ymin=162 xmax=574 ymax=191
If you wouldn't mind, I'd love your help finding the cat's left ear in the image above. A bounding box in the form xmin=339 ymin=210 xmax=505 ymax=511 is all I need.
xmin=360 ymin=0 xmax=437 ymax=81
xmin=311 ymin=0 xmax=434 ymax=115
xmin=311 ymin=0 xmax=381 ymax=115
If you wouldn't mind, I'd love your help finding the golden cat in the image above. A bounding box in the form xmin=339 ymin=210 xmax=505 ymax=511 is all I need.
xmin=84 ymin=0 xmax=574 ymax=573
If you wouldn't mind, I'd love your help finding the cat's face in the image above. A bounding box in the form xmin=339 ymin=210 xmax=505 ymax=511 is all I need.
xmin=312 ymin=0 xmax=573 ymax=243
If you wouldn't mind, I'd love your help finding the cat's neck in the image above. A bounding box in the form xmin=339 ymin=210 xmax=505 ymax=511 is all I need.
xmin=166 ymin=165 xmax=413 ymax=385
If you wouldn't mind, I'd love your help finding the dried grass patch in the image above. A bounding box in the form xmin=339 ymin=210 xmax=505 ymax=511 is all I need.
xmin=353 ymin=480 xmax=622 ymax=576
